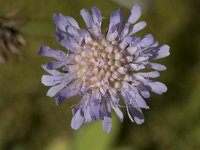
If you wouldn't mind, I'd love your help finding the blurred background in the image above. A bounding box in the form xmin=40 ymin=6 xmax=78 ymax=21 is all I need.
xmin=0 ymin=0 xmax=200 ymax=150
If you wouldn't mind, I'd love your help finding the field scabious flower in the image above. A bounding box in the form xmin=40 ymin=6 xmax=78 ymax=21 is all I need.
xmin=39 ymin=4 xmax=170 ymax=132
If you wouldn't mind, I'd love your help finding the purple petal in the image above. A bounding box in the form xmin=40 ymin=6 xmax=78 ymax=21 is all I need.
xmin=41 ymin=65 xmax=61 ymax=75
xmin=120 ymin=4 xmax=142 ymax=37
xmin=137 ymin=84 xmax=150 ymax=98
xmin=90 ymin=99 xmax=101 ymax=120
xmin=146 ymin=45 xmax=170 ymax=60
xmin=144 ymin=62 xmax=167 ymax=71
xmin=46 ymin=75 xmax=75 ymax=97
xmin=41 ymin=75 xmax=62 ymax=86
xmin=91 ymin=6 xmax=102 ymax=28
xmin=132 ymin=87 xmax=149 ymax=109
xmin=66 ymin=26 xmax=80 ymax=41
xmin=140 ymin=34 xmax=154 ymax=47
xmin=107 ymin=8 xmax=122 ymax=40
xmin=144 ymin=81 xmax=167 ymax=95
xmin=80 ymin=9 xmax=93 ymax=29
xmin=128 ymin=4 xmax=141 ymax=24
xmin=106 ymin=26 xmax=118 ymax=41
xmin=53 ymin=13 xmax=80 ymax=32
xmin=55 ymin=80 xmax=82 ymax=105
xmin=108 ymin=8 xmax=122 ymax=31
xmin=38 ymin=45 xmax=68 ymax=61
xmin=119 ymin=35 xmax=132 ymax=49
xmin=127 ymin=103 xmax=144 ymax=124
xmin=53 ymin=13 xmax=68 ymax=32
xmin=46 ymin=61 xmax=64 ymax=70
xmin=109 ymin=89 xmax=119 ymax=103
xmin=79 ymin=29 xmax=92 ymax=43
xmin=71 ymin=109 xmax=84 ymax=130
xmin=111 ymin=104 xmax=123 ymax=122
xmin=83 ymin=106 xmax=92 ymax=124
xmin=129 ymin=21 xmax=147 ymax=35
xmin=90 ymin=89 xmax=101 ymax=120
xmin=47 ymin=82 xmax=68 ymax=97
xmin=59 ymin=36 xmax=81 ymax=53
xmin=153 ymin=45 xmax=170 ymax=59
xmin=65 ymin=16 xmax=80 ymax=29
xmin=102 ymin=116 xmax=112 ymax=133
xmin=128 ymin=63 xmax=145 ymax=71
xmin=137 ymin=71 xmax=160 ymax=78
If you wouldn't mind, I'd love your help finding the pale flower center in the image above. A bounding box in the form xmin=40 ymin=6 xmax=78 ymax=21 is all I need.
xmin=74 ymin=38 xmax=133 ymax=91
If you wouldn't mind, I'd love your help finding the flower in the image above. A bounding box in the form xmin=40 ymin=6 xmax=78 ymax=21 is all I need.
xmin=39 ymin=4 xmax=170 ymax=132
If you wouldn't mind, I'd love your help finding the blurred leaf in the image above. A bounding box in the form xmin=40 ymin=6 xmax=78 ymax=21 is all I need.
xmin=45 ymin=137 xmax=71 ymax=150
xmin=74 ymin=116 xmax=120 ymax=150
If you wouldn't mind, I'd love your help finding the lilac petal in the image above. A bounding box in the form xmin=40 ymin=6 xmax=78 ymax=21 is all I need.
xmin=47 ymin=82 xmax=68 ymax=97
xmin=91 ymin=6 xmax=102 ymax=28
xmin=106 ymin=26 xmax=118 ymax=41
xmin=129 ymin=21 xmax=147 ymax=35
xmin=137 ymin=71 xmax=160 ymax=78
xmin=90 ymin=99 xmax=101 ymax=120
xmin=41 ymin=75 xmax=62 ymax=86
xmin=146 ymin=45 xmax=170 ymax=60
xmin=83 ymin=106 xmax=92 ymax=124
xmin=108 ymin=8 xmax=122 ymax=31
xmin=102 ymin=116 xmax=112 ymax=133
xmin=131 ymin=37 xmax=142 ymax=46
xmin=119 ymin=35 xmax=132 ymax=49
xmin=121 ymin=84 xmax=149 ymax=109
xmin=53 ymin=13 xmax=68 ymax=32
xmin=127 ymin=103 xmax=144 ymax=124
xmin=140 ymin=34 xmax=154 ymax=47
xmin=144 ymin=62 xmax=167 ymax=71
xmin=41 ymin=65 xmax=61 ymax=75
xmin=132 ymin=87 xmax=149 ymax=109
xmin=55 ymin=27 xmax=66 ymax=41
xmin=135 ymin=56 xmax=149 ymax=63
xmin=133 ymin=74 xmax=147 ymax=82
xmin=121 ymin=87 xmax=145 ymax=124
xmin=109 ymin=89 xmax=119 ymax=103
xmin=55 ymin=80 xmax=82 ymax=105
xmin=66 ymin=26 xmax=80 ymax=41
xmin=46 ymin=75 xmax=75 ymax=97
xmin=55 ymin=87 xmax=79 ymax=106
xmin=128 ymin=4 xmax=141 ymax=24
xmin=120 ymin=4 xmax=141 ymax=37
xmin=129 ymin=63 xmax=145 ymax=71
xmin=79 ymin=29 xmax=92 ymax=43
xmin=46 ymin=54 xmax=75 ymax=70
xmin=107 ymin=8 xmax=122 ymax=41
xmin=80 ymin=9 xmax=93 ymax=29
xmin=38 ymin=45 xmax=68 ymax=61
xmin=111 ymin=104 xmax=123 ymax=122
xmin=65 ymin=16 xmax=80 ymax=29
xmin=53 ymin=13 xmax=80 ymax=31
xmin=79 ymin=95 xmax=92 ymax=124
xmin=144 ymin=81 xmax=167 ymax=95
xmin=120 ymin=23 xmax=129 ymax=37
xmin=153 ymin=45 xmax=170 ymax=59
xmin=90 ymin=90 xmax=101 ymax=120
xmin=71 ymin=109 xmax=84 ymax=130
xmin=137 ymin=84 xmax=150 ymax=98
xmin=59 ymin=36 xmax=81 ymax=53
xmin=46 ymin=61 xmax=64 ymax=70
xmin=126 ymin=46 xmax=138 ymax=55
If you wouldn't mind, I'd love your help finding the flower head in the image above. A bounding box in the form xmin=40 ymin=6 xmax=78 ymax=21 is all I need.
xmin=0 ymin=9 xmax=26 ymax=63
xmin=39 ymin=4 xmax=170 ymax=132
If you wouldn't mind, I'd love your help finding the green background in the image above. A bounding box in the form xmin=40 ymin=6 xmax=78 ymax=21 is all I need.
xmin=0 ymin=0 xmax=200 ymax=150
